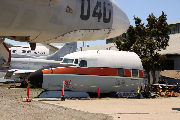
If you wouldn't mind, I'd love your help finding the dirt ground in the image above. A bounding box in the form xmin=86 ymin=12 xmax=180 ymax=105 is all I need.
xmin=0 ymin=83 xmax=112 ymax=120
xmin=1 ymin=83 xmax=180 ymax=120
xmin=42 ymin=97 xmax=180 ymax=120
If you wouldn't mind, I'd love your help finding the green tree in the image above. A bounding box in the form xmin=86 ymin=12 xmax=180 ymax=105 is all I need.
xmin=115 ymin=11 xmax=170 ymax=84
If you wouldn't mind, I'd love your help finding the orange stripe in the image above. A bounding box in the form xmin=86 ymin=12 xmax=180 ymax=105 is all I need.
xmin=43 ymin=67 xmax=144 ymax=77
xmin=124 ymin=69 xmax=131 ymax=77
xmin=43 ymin=67 xmax=118 ymax=76
xmin=139 ymin=70 xmax=143 ymax=77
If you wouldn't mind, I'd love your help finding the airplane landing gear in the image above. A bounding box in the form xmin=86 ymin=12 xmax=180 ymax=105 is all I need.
xmin=20 ymin=81 xmax=28 ymax=88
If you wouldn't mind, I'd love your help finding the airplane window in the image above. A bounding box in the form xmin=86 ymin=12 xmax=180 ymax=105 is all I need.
xmin=34 ymin=52 xmax=37 ymax=54
xmin=62 ymin=58 xmax=74 ymax=63
xmin=118 ymin=69 xmax=124 ymax=77
xmin=132 ymin=70 xmax=138 ymax=77
xmin=27 ymin=50 xmax=31 ymax=53
xmin=22 ymin=50 xmax=26 ymax=53
xmin=74 ymin=59 xmax=78 ymax=64
xmin=60 ymin=58 xmax=63 ymax=61
xmin=12 ymin=50 xmax=17 ymax=53
xmin=79 ymin=60 xmax=87 ymax=67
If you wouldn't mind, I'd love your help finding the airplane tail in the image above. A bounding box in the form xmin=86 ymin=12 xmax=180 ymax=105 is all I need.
xmin=41 ymin=43 xmax=65 ymax=55
xmin=37 ymin=42 xmax=77 ymax=61
xmin=0 ymin=42 xmax=11 ymax=70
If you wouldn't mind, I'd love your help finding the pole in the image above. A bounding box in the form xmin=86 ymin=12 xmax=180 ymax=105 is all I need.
xmin=61 ymin=88 xmax=64 ymax=97
xmin=27 ymin=81 xmax=30 ymax=101
xmin=63 ymin=81 xmax=65 ymax=96
xmin=61 ymin=81 xmax=65 ymax=101
xmin=98 ymin=88 xmax=100 ymax=99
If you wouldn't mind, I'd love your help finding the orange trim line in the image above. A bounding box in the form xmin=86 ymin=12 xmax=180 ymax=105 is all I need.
xmin=43 ymin=67 xmax=118 ymax=76
xmin=139 ymin=70 xmax=143 ymax=77
xmin=42 ymin=67 xmax=143 ymax=77
xmin=124 ymin=69 xmax=131 ymax=77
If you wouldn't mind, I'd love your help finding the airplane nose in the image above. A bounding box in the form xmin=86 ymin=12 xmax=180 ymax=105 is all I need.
xmin=28 ymin=70 xmax=43 ymax=88
xmin=108 ymin=1 xmax=130 ymax=38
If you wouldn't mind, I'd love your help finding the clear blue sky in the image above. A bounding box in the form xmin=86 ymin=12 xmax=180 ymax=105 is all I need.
xmin=6 ymin=0 xmax=180 ymax=48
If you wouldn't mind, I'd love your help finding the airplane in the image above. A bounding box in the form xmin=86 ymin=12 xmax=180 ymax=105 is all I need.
xmin=0 ymin=42 xmax=77 ymax=85
xmin=0 ymin=0 xmax=130 ymax=68
xmin=28 ymin=50 xmax=144 ymax=97
xmin=10 ymin=42 xmax=77 ymax=69
xmin=0 ymin=0 xmax=129 ymax=46
xmin=0 ymin=41 xmax=66 ymax=69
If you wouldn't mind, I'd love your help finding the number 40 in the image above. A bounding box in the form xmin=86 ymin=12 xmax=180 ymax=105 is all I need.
xmin=80 ymin=0 xmax=112 ymax=23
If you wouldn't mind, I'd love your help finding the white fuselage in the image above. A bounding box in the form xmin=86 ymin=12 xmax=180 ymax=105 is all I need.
xmin=10 ymin=43 xmax=66 ymax=58
xmin=41 ymin=64 xmax=144 ymax=93
xmin=10 ymin=58 xmax=61 ymax=69
xmin=0 ymin=0 xmax=129 ymax=43
xmin=10 ymin=45 xmax=50 ymax=58
xmin=43 ymin=74 xmax=143 ymax=93
xmin=9 ymin=42 xmax=77 ymax=69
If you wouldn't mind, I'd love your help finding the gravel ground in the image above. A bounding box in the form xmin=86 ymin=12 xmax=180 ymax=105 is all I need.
xmin=0 ymin=83 xmax=112 ymax=120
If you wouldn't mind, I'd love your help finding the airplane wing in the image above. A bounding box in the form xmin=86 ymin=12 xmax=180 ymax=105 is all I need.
xmin=11 ymin=69 xmax=37 ymax=80
xmin=0 ymin=69 xmax=37 ymax=83
xmin=0 ymin=69 xmax=17 ymax=83
xmin=4 ymin=69 xmax=17 ymax=79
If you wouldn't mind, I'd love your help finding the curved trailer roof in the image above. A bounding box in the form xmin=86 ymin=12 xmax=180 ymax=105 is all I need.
xmin=63 ymin=50 xmax=143 ymax=70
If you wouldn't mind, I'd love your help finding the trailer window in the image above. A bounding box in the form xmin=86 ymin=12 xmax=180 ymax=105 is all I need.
xmin=118 ymin=69 xmax=124 ymax=77
xmin=79 ymin=60 xmax=87 ymax=67
xmin=132 ymin=70 xmax=138 ymax=77
xmin=62 ymin=58 xmax=74 ymax=63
